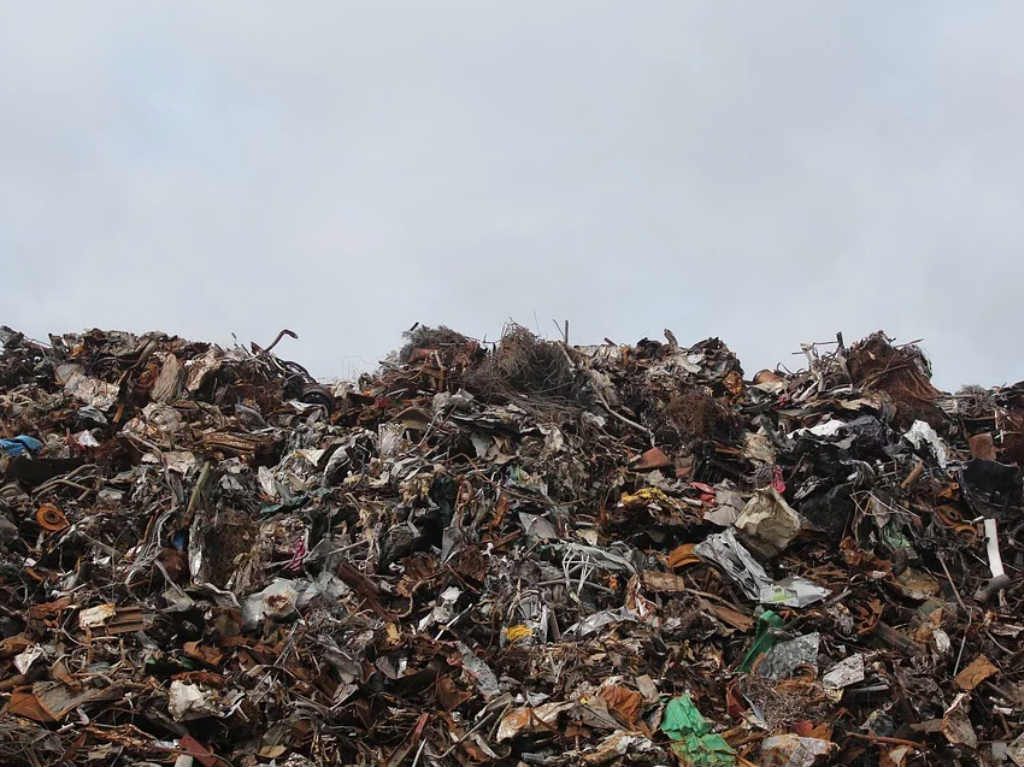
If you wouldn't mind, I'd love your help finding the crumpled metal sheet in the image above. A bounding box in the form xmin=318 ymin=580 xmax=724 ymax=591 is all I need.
xmin=695 ymin=529 xmax=829 ymax=607
xmin=757 ymin=632 xmax=820 ymax=679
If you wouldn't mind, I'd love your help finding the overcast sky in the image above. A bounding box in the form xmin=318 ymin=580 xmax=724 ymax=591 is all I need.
xmin=2 ymin=3 xmax=1022 ymax=389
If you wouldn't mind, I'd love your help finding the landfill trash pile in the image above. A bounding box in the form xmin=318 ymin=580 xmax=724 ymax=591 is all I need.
xmin=0 ymin=322 xmax=1022 ymax=767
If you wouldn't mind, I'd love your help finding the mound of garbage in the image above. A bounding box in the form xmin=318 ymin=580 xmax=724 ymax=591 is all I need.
xmin=0 ymin=323 xmax=1021 ymax=767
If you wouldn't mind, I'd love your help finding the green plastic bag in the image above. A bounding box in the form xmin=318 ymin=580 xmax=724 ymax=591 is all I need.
xmin=738 ymin=609 xmax=784 ymax=672
xmin=660 ymin=694 xmax=736 ymax=766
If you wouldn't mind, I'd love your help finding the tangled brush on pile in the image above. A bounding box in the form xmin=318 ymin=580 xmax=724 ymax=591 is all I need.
xmin=464 ymin=324 xmax=581 ymax=403
xmin=398 ymin=325 xmax=476 ymax=365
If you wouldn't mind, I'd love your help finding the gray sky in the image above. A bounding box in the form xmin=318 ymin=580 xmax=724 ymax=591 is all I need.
xmin=3 ymin=2 xmax=1022 ymax=389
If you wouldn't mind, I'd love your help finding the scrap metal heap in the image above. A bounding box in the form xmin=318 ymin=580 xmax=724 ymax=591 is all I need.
xmin=0 ymin=323 xmax=1022 ymax=767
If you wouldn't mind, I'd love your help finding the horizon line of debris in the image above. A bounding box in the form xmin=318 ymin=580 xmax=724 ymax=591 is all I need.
xmin=0 ymin=322 xmax=1022 ymax=767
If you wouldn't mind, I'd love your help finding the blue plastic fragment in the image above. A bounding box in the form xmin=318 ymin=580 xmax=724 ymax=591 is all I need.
xmin=0 ymin=435 xmax=44 ymax=456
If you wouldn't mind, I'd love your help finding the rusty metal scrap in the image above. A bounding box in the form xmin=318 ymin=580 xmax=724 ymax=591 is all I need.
xmin=0 ymin=324 xmax=1020 ymax=766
